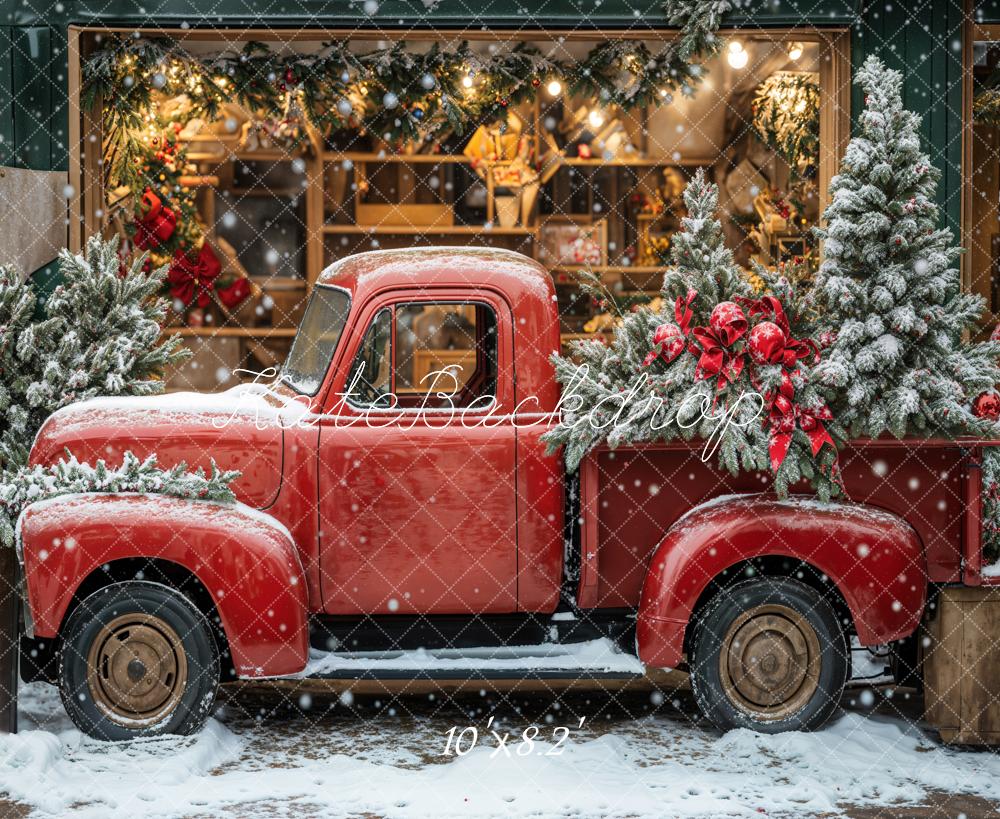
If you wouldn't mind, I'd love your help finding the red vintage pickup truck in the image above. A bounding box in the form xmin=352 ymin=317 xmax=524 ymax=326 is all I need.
xmin=15 ymin=247 xmax=993 ymax=740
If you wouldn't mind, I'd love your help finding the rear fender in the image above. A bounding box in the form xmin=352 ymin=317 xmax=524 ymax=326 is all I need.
xmin=18 ymin=494 xmax=309 ymax=678
xmin=636 ymin=496 xmax=927 ymax=668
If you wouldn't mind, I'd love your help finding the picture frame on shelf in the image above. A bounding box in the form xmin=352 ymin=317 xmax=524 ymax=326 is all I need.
xmin=539 ymin=218 xmax=608 ymax=266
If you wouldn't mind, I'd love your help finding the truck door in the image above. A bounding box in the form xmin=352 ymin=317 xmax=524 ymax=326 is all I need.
xmin=317 ymin=290 xmax=518 ymax=615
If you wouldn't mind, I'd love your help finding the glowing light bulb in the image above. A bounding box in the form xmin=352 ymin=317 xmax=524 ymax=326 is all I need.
xmin=462 ymin=74 xmax=474 ymax=89
xmin=546 ymin=79 xmax=562 ymax=97
xmin=787 ymin=41 xmax=804 ymax=61
xmin=588 ymin=108 xmax=605 ymax=128
xmin=727 ymin=41 xmax=748 ymax=69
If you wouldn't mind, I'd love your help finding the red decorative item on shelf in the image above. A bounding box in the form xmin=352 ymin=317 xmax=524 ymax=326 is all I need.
xmin=168 ymin=243 xmax=222 ymax=308
xmin=133 ymin=189 xmax=177 ymax=249
xmin=974 ymin=390 xmax=1000 ymax=422
xmin=217 ymin=277 xmax=252 ymax=309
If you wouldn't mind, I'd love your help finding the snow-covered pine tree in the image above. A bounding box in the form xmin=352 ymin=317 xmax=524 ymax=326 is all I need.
xmin=660 ymin=169 xmax=752 ymax=318
xmin=0 ymin=235 xmax=188 ymax=472
xmin=812 ymin=55 xmax=1000 ymax=438
xmin=0 ymin=452 xmax=239 ymax=547
xmin=544 ymin=170 xmax=841 ymax=497
xmin=0 ymin=235 xmax=216 ymax=544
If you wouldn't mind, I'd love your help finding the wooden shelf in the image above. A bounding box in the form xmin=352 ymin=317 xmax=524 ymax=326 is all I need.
xmin=322 ymin=224 xmax=537 ymax=236
xmin=188 ymin=150 xmax=307 ymax=163
xmin=321 ymin=151 xmax=713 ymax=168
xmin=164 ymin=327 xmax=299 ymax=339
xmin=322 ymin=151 xmax=471 ymax=164
xmin=560 ymin=156 xmax=713 ymax=167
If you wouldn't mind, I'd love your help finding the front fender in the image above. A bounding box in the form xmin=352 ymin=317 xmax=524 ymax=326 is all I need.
xmin=18 ymin=494 xmax=309 ymax=678
xmin=636 ymin=495 xmax=927 ymax=669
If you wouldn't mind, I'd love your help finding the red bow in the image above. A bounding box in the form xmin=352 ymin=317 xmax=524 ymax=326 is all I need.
xmin=739 ymin=295 xmax=790 ymax=335
xmin=766 ymin=372 xmax=835 ymax=471
xmin=690 ymin=325 xmax=745 ymax=389
xmin=134 ymin=189 xmax=177 ymax=250
xmin=168 ymin=244 xmax=221 ymax=308
xmin=690 ymin=298 xmax=747 ymax=390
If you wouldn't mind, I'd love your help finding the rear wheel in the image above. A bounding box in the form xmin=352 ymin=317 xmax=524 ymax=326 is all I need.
xmin=689 ymin=578 xmax=848 ymax=733
xmin=59 ymin=581 xmax=219 ymax=741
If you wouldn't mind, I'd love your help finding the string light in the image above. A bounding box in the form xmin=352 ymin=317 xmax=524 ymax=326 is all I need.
xmin=588 ymin=108 xmax=605 ymax=128
xmin=787 ymin=42 xmax=804 ymax=61
xmin=462 ymin=73 xmax=475 ymax=89
xmin=727 ymin=41 xmax=748 ymax=69
xmin=546 ymin=79 xmax=562 ymax=97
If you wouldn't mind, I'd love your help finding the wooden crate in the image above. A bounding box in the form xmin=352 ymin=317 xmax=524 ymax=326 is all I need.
xmin=923 ymin=586 xmax=1000 ymax=744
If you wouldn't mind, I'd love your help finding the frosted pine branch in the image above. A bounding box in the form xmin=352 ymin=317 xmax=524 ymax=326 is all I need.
xmin=0 ymin=452 xmax=240 ymax=548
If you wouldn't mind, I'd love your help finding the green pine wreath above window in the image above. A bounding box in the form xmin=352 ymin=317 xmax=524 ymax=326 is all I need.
xmin=83 ymin=0 xmax=732 ymax=188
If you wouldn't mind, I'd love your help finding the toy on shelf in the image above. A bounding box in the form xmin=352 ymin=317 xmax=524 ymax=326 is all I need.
xmin=464 ymin=114 xmax=540 ymax=227
xmin=751 ymin=186 xmax=816 ymax=265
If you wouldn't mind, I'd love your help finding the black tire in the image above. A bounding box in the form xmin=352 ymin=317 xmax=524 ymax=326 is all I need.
xmin=59 ymin=581 xmax=220 ymax=741
xmin=689 ymin=577 xmax=849 ymax=733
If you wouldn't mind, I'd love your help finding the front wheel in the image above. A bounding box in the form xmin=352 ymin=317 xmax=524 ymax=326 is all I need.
xmin=689 ymin=578 xmax=848 ymax=733
xmin=59 ymin=581 xmax=220 ymax=741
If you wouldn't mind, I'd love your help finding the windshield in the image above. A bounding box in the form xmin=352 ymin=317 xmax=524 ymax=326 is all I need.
xmin=281 ymin=286 xmax=351 ymax=395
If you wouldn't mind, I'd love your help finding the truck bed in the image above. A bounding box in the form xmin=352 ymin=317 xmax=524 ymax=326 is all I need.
xmin=577 ymin=439 xmax=977 ymax=609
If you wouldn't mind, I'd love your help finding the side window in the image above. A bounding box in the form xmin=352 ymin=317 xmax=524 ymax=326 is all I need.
xmin=347 ymin=308 xmax=392 ymax=407
xmin=397 ymin=302 xmax=498 ymax=408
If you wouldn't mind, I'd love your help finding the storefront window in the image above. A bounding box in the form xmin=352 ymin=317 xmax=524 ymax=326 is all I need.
xmin=71 ymin=30 xmax=848 ymax=391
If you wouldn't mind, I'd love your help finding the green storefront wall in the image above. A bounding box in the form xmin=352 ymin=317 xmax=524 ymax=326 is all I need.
xmin=0 ymin=0 xmax=972 ymax=244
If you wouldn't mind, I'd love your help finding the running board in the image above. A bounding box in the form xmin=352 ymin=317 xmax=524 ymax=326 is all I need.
xmin=292 ymin=637 xmax=646 ymax=679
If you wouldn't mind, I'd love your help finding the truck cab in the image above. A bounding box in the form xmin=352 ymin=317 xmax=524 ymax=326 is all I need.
xmin=16 ymin=248 xmax=969 ymax=741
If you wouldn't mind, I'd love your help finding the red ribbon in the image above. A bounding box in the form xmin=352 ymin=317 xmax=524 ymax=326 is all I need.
xmin=765 ymin=371 xmax=835 ymax=472
xmin=675 ymin=289 xmax=696 ymax=334
xmin=690 ymin=325 xmax=746 ymax=389
xmin=168 ymin=243 xmax=222 ymax=308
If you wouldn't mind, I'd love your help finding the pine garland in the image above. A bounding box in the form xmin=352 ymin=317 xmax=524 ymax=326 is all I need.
xmin=0 ymin=452 xmax=239 ymax=548
xmin=84 ymin=0 xmax=730 ymax=187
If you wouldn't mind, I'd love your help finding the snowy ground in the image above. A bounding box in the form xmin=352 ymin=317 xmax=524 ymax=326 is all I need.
xmin=1 ymin=675 xmax=999 ymax=818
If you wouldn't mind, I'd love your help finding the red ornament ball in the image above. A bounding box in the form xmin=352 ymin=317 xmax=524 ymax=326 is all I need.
xmin=748 ymin=320 xmax=786 ymax=365
xmin=974 ymin=391 xmax=1000 ymax=422
xmin=652 ymin=322 xmax=686 ymax=364
xmin=709 ymin=301 xmax=748 ymax=346
xmin=991 ymin=322 xmax=1000 ymax=343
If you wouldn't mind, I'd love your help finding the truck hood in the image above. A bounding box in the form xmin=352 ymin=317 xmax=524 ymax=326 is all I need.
xmin=29 ymin=384 xmax=309 ymax=509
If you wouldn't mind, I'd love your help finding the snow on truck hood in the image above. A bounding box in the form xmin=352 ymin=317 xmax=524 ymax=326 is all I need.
xmin=29 ymin=384 xmax=308 ymax=510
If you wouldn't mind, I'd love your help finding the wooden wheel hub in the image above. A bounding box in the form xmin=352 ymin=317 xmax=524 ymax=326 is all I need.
xmin=87 ymin=613 xmax=188 ymax=728
xmin=720 ymin=603 xmax=821 ymax=721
